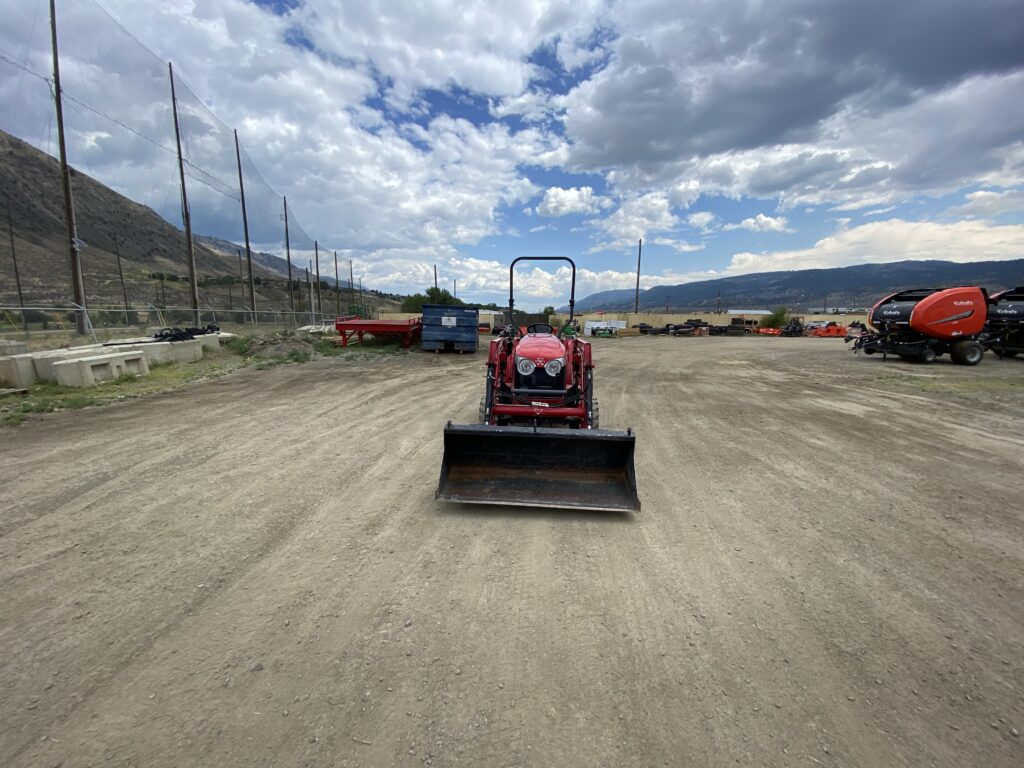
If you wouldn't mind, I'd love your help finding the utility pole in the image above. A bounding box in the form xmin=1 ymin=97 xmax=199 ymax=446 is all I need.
xmin=716 ymin=290 xmax=721 ymax=314
xmin=453 ymin=279 xmax=457 ymax=299
xmin=6 ymin=198 xmax=27 ymax=328
xmin=283 ymin=196 xmax=294 ymax=315
xmin=314 ymin=240 xmax=322 ymax=319
xmin=633 ymin=238 xmax=642 ymax=314
xmin=333 ymin=251 xmax=340 ymax=317
xmin=434 ymin=264 xmax=438 ymax=291
xmin=113 ymin=231 xmax=130 ymax=324
xmin=665 ymin=296 xmax=670 ymax=313
xmin=169 ymin=62 xmax=199 ymax=326
xmin=50 ymin=0 xmax=86 ymax=334
xmin=234 ymin=129 xmax=256 ymax=323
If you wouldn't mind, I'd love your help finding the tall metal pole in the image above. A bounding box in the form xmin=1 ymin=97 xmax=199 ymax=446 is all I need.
xmin=49 ymin=0 xmax=86 ymax=334
xmin=283 ymin=196 xmax=294 ymax=315
xmin=434 ymin=264 xmax=437 ymax=290
xmin=333 ymin=251 xmax=340 ymax=317
xmin=168 ymin=62 xmax=200 ymax=326
xmin=113 ymin=230 xmax=130 ymax=324
xmin=314 ymin=240 xmax=322 ymax=319
xmin=6 ymin=198 xmax=27 ymax=329
xmin=633 ymin=238 xmax=642 ymax=314
xmin=349 ymin=260 xmax=354 ymax=295
xmin=234 ymin=129 xmax=256 ymax=323
xmin=305 ymin=264 xmax=313 ymax=324
xmin=453 ymin=279 xmax=457 ymax=299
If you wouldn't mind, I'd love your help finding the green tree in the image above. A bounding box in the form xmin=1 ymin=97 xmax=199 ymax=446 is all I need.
xmin=400 ymin=287 xmax=464 ymax=312
xmin=542 ymin=305 xmax=555 ymax=316
xmin=759 ymin=307 xmax=789 ymax=329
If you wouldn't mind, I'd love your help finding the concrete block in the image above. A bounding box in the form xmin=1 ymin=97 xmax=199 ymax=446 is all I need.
xmin=33 ymin=346 xmax=140 ymax=382
xmin=169 ymin=338 xmax=203 ymax=363
xmin=216 ymin=332 xmax=236 ymax=344
xmin=195 ymin=333 xmax=220 ymax=351
xmin=0 ymin=340 xmax=28 ymax=356
xmin=53 ymin=351 xmax=150 ymax=388
xmin=0 ymin=353 xmax=38 ymax=388
xmin=124 ymin=342 xmax=175 ymax=366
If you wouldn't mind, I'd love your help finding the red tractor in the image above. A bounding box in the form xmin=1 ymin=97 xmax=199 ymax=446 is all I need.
xmin=436 ymin=257 xmax=640 ymax=513
xmin=851 ymin=286 xmax=988 ymax=365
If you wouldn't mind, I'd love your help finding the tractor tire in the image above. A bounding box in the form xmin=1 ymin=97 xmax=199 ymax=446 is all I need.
xmin=479 ymin=396 xmax=487 ymax=423
xmin=951 ymin=340 xmax=984 ymax=366
xmin=591 ymin=398 xmax=600 ymax=429
xmin=920 ymin=347 xmax=937 ymax=363
xmin=863 ymin=348 xmax=876 ymax=355
xmin=992 ymin=346 xmax=1019 ymax=358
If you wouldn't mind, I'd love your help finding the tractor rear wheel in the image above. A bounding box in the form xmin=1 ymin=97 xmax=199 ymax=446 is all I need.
xmin=951 ymin=340 xmax=984 ymax=366
xmin=920 ymin=347 xmax=937 ymax=363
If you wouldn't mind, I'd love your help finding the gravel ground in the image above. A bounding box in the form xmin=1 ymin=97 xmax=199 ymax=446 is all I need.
xmin=2 ymin=336 xmax=1022 ymax=768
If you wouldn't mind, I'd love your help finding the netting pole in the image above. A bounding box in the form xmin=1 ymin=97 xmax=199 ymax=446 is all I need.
xmin=234 ymin=129 xmax=256 ymax=323
xmin=6 ymin=198 xmax=27 ymax=329
xmin=314 ymin=240 xmax=322 ymax=320
xmin=306 ymin=264 xmax=314 ymax=325
xmin=49 ymin=0 xmax=87 ymax=335
xmin=169 ymin=62 xmax=200 ymax=327
xmin=283 ymin=196 xmax=294 ymax=317
xmin=114 ymin=230 xmax=130 ymax=325
xmin=334 ymin=251 xmax=340 ymax=318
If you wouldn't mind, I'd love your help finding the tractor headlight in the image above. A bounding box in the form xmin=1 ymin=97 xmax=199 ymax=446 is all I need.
xmin=544 ymin=357 xmax=565 ymax=377
xmin=516 ymin=357 xmax=536 ymax=376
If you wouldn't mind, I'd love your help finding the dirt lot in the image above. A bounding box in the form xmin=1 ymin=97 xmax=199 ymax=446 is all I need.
xmin=2 ymin=337 xmax=1023 ymax=768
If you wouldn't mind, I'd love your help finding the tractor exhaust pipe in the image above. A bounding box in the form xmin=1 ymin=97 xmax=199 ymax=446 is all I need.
xmin=436 ymin=423 xmax=640 ymax=513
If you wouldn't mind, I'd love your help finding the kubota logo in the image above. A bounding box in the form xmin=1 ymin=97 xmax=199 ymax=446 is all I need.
xmin=953 ymin=300 xmax=973 ymax=306
xmin=881 ymin=308 xmax=900 ymax=315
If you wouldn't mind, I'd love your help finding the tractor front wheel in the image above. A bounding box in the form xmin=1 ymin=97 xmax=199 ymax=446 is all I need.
xmin=920 ymin=347 xmax=937 ymax=363
xmin=591 ymin=398 xmax=600 ymax=429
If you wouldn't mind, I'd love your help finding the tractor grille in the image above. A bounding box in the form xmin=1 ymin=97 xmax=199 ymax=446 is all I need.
xmin=514 ymin=367 xmax=565 ymax=392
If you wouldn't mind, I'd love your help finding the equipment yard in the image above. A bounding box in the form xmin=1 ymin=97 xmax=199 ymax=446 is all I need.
xmin=2 ymin=337 xmax=1023 ymax=768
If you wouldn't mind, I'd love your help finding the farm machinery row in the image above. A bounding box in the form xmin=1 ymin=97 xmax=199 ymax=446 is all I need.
xmin=850 ymin=285 xmax=1024 ymax=365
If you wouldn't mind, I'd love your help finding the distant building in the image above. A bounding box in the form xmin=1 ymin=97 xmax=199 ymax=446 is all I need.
xmin=726 ymin=309 xmax=772 ymax=315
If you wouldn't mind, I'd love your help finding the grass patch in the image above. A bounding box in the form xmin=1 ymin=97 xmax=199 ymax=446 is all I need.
xmin=0 ymin=349 xmax=248 ymax=428
xmin=224 ymin=335 xmax=253 ymax=356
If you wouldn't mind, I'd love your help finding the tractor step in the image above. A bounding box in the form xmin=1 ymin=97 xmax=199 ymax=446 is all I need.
xmin=436 ymin=423 xmax=640 ymax=513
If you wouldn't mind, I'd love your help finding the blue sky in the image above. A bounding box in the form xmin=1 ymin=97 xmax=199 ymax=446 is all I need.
xmin=2 ymin=0 xmax=1023 ymax=309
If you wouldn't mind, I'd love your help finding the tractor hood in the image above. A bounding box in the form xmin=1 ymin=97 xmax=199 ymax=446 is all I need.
xmin=516 ymin=333 xmax=565 ymax=362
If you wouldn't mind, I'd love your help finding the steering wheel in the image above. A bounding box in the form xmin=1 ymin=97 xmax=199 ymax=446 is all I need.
xmin=527 ymin=323 xmax=554 ymax=334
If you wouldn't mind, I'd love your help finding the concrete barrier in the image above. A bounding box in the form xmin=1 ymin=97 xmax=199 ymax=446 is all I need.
xmin=0 ymin=354 xmax=38 ymax=388
xmin=0 ymin=340 xmax=28 ymax=356
xmin=53 ymin=351 xmax=150 ymax=388
xmin=194 ymin=334 xmax=220 ymax=351
xmin=32 ymin=347 xmax=110 ymax=382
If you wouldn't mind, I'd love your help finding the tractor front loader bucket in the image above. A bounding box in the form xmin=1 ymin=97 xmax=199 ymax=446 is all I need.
xmin=436 ymin=424 xmax=640 ymax=512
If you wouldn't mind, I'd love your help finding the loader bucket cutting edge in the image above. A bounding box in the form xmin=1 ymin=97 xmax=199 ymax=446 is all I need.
xmin=436 ymin=424 xmax=640 ymax=512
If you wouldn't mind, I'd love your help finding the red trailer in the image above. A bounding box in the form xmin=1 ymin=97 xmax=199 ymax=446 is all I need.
xmin=334 ymin=317 xmax=422 ymax=348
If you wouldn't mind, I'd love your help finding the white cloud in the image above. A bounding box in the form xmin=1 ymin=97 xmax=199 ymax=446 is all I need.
xmin=942 ymin=188 xmax=1024 ymax=220
xmin=721 ymin=219 xmax=1024 ymax=276
xmin=686 ymin=211 xmax=715 ymax=232
xmin=651 ymin=237 xmax=705 ymax=253
xmin=590 ymin=192 xmax=679 ymax=251
xmin=536 ymin=186 xmax=598 ymax=217
xmin=723 ymin=213 xmax=792 ymax=233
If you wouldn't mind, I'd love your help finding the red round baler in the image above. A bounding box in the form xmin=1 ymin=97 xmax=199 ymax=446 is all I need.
xmin=852 ymin=286 xmax=988 ymax=365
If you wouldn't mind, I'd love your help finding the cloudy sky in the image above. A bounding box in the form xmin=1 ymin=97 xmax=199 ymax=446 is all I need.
xmin=2 ymin=0 xmax=1023 ymax=308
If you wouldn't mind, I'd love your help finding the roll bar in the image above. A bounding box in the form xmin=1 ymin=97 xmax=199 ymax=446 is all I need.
xmin=508 ymin=256 xmax=576 ymax=321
